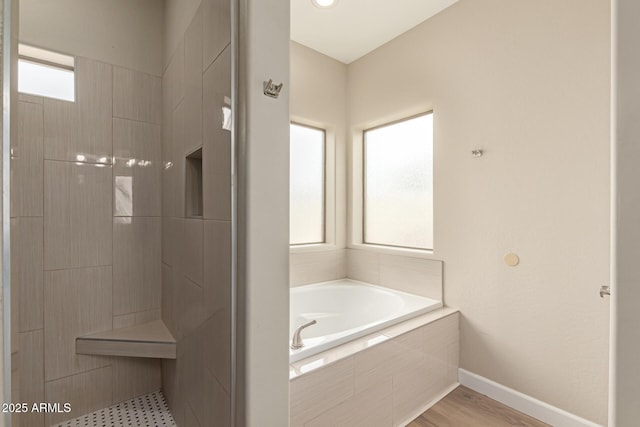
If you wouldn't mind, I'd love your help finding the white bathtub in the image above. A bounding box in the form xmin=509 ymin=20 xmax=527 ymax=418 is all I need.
xmin=289 ymin=279 xmax=442 ymax=362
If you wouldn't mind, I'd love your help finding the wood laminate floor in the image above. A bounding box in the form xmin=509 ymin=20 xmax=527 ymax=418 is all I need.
xmin=408 ymin=386 xmax=550 ymax=427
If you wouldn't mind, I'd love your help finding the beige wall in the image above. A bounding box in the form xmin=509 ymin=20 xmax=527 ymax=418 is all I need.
xmin=347 ymin=0 xmax=610 ymax=423
xmin=19 ymin=0 xmax=164 ymax=76
xmin=289 ymin=42 xmax=348 ymax=287
xmin=160 ymin=0 xmax=233 ymax=425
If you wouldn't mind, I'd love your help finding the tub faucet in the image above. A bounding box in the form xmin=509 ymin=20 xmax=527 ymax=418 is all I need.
xmin=290 ymin=320 xmax=317 ymax=350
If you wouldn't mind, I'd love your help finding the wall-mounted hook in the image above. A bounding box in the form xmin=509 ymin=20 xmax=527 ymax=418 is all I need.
xmin=471 ymin=149 xmax=483 ymax=158
xmin=264 ymin=79 xmax=284 ymax=99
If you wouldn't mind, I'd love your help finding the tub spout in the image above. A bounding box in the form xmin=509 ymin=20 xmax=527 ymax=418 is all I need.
xmin=290 ymin=320 xmax=317 ymax=350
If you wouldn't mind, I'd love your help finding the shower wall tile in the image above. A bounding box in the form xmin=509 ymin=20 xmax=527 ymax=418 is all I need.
xmin=379 ymin=254 xmax=443 ymax=300
xmin=180 ymin=327 xmax=205 ymax=422
xmin=113 ymin=217 xmax=161 ymax=315
xmin=12 ymin=217 xmax=44 ymax=332
xmin=113 ymin=67 xmax=162 ymax=124
xmin=44 ymin=161 xmax=112 ymax=270
xmin=177 ymin=276 xmax=205 ymax=341
xmin=113 ymin=309 xmax=161 ymax=329
xmin=167 ymin=40 xmax=185 ymax=111
xmin=182 ymin=219 xmax=204 ymax=286
xmin=202 ymin=0 xmax=231 ymax=70
xmin=290 ymin=250 xmax=346 ymax=287
xmin=44 ymin=58 xmax=113 ymax=164
xmin=44 ymin=366 xmax=113 ymax=426
xmin=346 ymin=249 xmax=380 ymax=285
xmin=205 ymin=308 xmax=231 ymax=393
xmin=198 ymin=368 xmax=230 ymax=427
xmin=203 ymin=220 xmax=231 ymax=316
xmin=44 ymin=266 xmax=112 ymax=381
xmin=12 ymin=101 xmax=43 ymax=217
xmin=19 ymin=93 xmax=43 ymax=104
xmin=113 ymin=118 xmax=162 ymax=217
xmin=171 ymin=102 xmax=186 ymax=218
xmin=202 ymin=46 xmax=231 ymax=221
xmin=162 ymin=72 xmax=173 ymax=218
xmin=163 ymin=217 xmax=184 ymax=269
xmin=19 ymin=330 xmax=45 ymax=427
xmin=112 ymin=357 xmax=161 ymax=403
xmin=184 ymin=8 xmax=203 ymax=155
xmin=162 ymin=264 xmax=175 ymax=336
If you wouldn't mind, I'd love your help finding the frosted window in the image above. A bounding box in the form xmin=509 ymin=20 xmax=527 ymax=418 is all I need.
xmin=364 ymin=113 xmax=433 ymax=250
xmin=18 ymin=59 xmax=75 ymax=102
xmin=290 ymin=123 xmax=325 ymax=245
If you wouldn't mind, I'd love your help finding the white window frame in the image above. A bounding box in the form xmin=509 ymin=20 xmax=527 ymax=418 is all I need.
xmin=18 ymin=44 xmax=76 ymax=102
xmin=348 ymin=111 xmax=435 ymax=257
xmin=289 ymin=119 xmax=337 ymax=252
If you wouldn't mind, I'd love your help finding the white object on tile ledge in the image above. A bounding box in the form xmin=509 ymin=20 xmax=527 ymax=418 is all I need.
xmin=52 ymin=391 xmax=176 ymax=427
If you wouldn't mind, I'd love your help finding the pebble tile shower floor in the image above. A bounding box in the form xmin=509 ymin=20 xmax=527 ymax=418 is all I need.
xmin=52 ymin=391 xmax=176 ymax=427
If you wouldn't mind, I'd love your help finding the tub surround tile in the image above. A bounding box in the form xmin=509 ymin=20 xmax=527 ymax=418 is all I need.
xmin=290 ymin=357 xmax=355 ymax=427
xmin=12 ymin=217 xmax=44 ymax=332
xmin=184 ymin=8 xmax=203 ymax=156
xmin=346 ymin=249 xmax=380 ymax=285
xmin=202 ymin=0 xmax=230 ymax=71
xmin=44 ymin=266 xmax=113 ymax=381
xmin=113 ymin=118 xmax=162 ymax=217
xmin=43 ymin=58 xmax=113 ymax=164
xmin=379 ymin=254 xmax=443 ymax=300
xmin=290 ymin=313 xmax=459 ymax=427
xmin=381 ymin=308 xmax=457 ymax=339
xmin=113 ymin=217 xmax=161 ymax=316
xmin=44 ymin=161 xmax=112 ymax=270
xmin=44 ymin=366 xmax=113 ymax=426
xmin=13 ymin=101 xmax=44 ymax=217
xmin=305 ymin=377 xmax=393 ymax=427
xmin=290 ymin=250 xmax=346 ymax=287
xmin=113 ymin=67 xmax=162 ymax=124
xmin=19 ymin=330 xmax=45 ymax=427
xmin=202 ymin=46 xmax=231 ymax=221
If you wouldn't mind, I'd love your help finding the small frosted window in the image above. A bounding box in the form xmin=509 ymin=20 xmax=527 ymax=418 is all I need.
xmin=290 ymin=123 xmax=325 ymax=245
xmin=364 ymin=113 xmax=433 ymax=250
xmin=18 ymin=45 xmax=75 ymax=102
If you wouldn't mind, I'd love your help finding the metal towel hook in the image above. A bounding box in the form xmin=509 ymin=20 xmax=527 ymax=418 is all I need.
xmin=263 ymin=79 xmax=284 ymax=99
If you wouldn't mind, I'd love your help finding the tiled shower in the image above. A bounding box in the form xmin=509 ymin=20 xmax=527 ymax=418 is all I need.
xmin=10 ymin=0 xmax=233 ymax=426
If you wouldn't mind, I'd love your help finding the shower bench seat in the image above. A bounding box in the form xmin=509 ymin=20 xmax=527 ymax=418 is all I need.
xmin=76 ymin=320 xmax=177 ymax=359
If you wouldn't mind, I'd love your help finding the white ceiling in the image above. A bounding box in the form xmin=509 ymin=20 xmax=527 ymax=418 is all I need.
xmin=291 ymin=0 xmax=459 ymax=64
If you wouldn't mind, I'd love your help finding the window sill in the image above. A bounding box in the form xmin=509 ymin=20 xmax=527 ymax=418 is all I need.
xmin=347 ymin=243 xmax=435 ymax=259
xmin=289 ymin=243 xmax=341 ymax=254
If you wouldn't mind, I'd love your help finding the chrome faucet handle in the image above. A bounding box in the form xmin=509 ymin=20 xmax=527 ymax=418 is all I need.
xmin=290 ymin=320 xmax=317 ymax=350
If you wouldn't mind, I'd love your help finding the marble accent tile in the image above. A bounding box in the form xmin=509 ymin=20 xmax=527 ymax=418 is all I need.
xmin=113 ymin=217 xmax=161 ymax=315
xmin=113 ymin=67 xmax=162 ymax=124
xmin=203 ymin=220 xmax=231 ymax=317
xmin=379 ymin=254 xmax=443 ymax=300
xmin=19 ymin=330 xmax=45 ymax=427
xmin=44 ymin=367 xmax=113 ymax=425
xmin=43 ymin=161 xmax=112 ymax=270
xmin=182 ymin=219 xmax=204 ymax=286
xmin=184 ymin=7 xmax=203 ymax=155
xmin=43 ymin=58 xmax=112 ymax=164
xmin=202 ymin=0 xmax=231 ymax=70
xmin=11 ymin=217 xmax=44 ymax=332
xmin=112 ymin=357 xmax=161 ymax=404
xmin=290 ymin=357 xmax=355 ymax=426
xmin=44 ymin=266 xmax=113 ymax=381
xmin=12 ymin=101 xmax=43 ymax=217
xmin=202 ymin=46 xmax=231 ymax=221
xmin=346 ymin=249 xmax=380 ymax=285
xmin=113 ymin=118 xmax=162 ymax=217
xmin=290 ymin=250 xmax=344 ymax=287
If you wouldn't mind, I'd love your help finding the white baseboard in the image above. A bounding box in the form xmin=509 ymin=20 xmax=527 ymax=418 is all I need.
xmin=458 ymin=369 xmax=602 ymax=427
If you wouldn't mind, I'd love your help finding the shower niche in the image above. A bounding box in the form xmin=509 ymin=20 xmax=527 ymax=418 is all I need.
xmin=185 ymin=148 xmax=204 ymax=218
